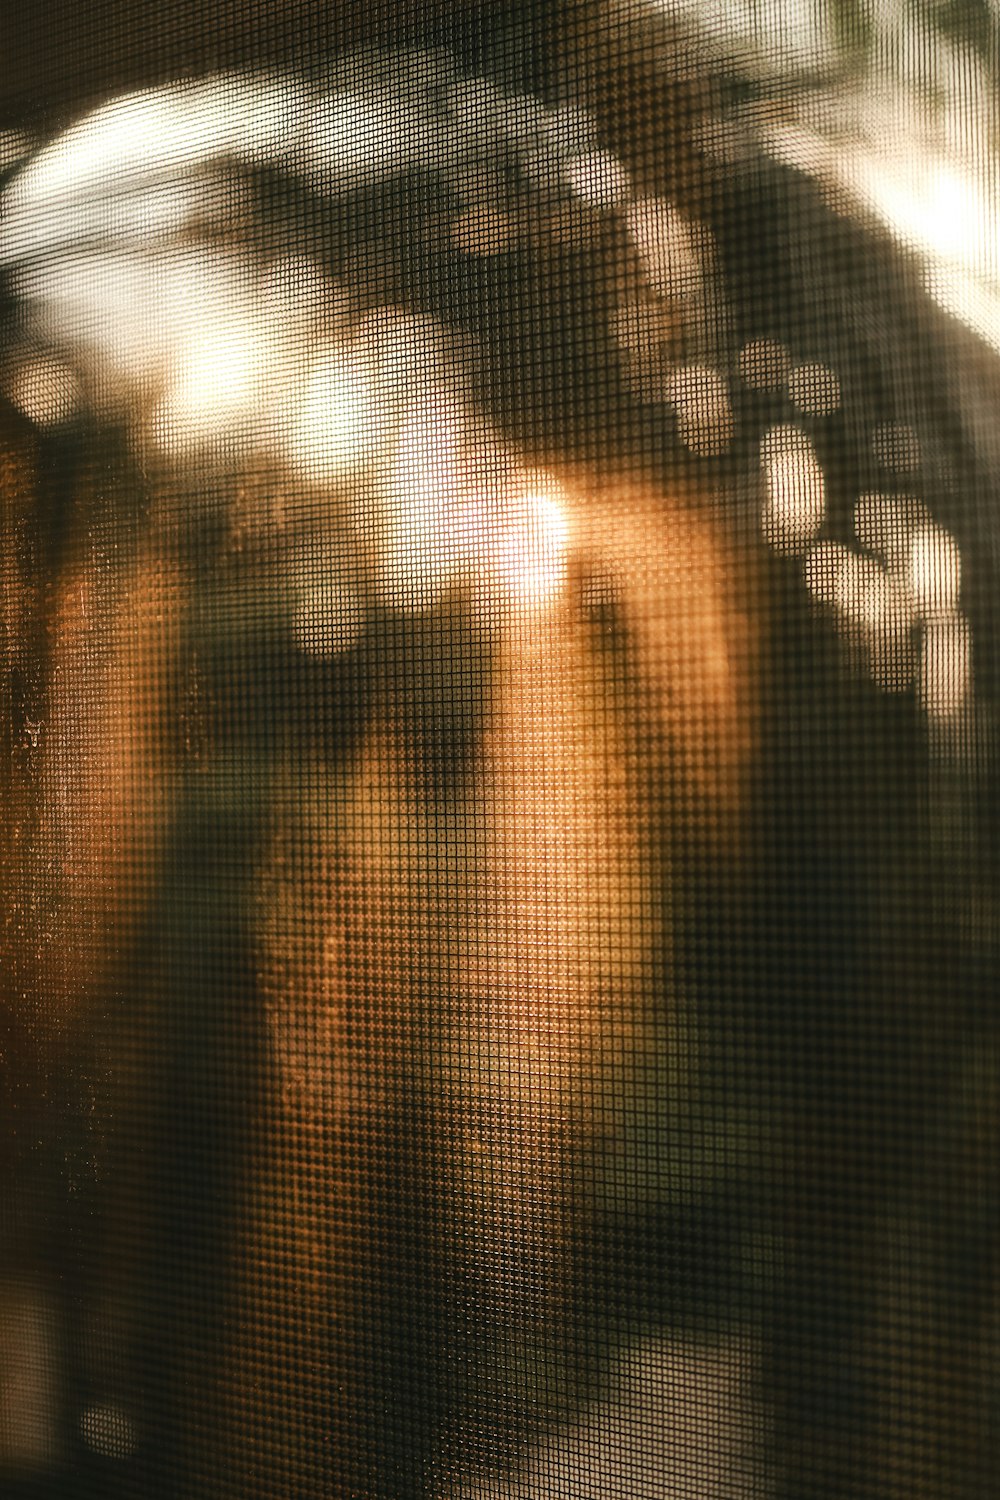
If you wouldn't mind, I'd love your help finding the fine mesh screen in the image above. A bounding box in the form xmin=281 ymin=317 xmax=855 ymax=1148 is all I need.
xmin=1 ymin=4 xmax=997 ymax=1497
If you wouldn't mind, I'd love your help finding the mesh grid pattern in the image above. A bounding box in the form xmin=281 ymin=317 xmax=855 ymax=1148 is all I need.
xmin=0 ymin=4 xmax=997 ymax=1497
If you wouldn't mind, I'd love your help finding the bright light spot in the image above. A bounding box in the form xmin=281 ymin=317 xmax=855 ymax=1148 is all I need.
xmin=0 ymin=78 xmax=311 ymax=262
xmin=854 ymin=492 xmax=930 ymax=567
xmin=9 ymin=241 xmax=344 ymax=457
xmin=6 ymin=357 xmax=80 ymax=426
xmin=152 ymin=317 xmax=269 ymax=456
xmin=805 ymin=539 xmax=919 ymax=692
xmin=925 ymin=264 xmax=1000 ymax=357
xmin=308 ymin=89 xmax=412 ymax=182
xmin=625 ymin=198 xmax=707 ymax=301
xmin=761 ymin=424 xmax=825 ymax=551
xmin=662 ymin=0 xmax=835 ymax=73
xmin=5 ymin=90 xmax=190 ymax=206
xmin=846 ymin=560 xmax=898 ymax=632
xmin=228 ymin=75 xmax=312 ymax=164
xmin=294 ymin=582 xmax=366 ymax=657
xmin=374 ymin=396 xmax=470 ymax=613
xmin=668 ymin=365 xmax=733 ymax=456
xmin=855 ymin=158 xmax=993 ymax=283
xmin=805 ymin=539 xmax=865 ymax=614
xmin=788 ymin=361 xmax=840 ymax=416
xmin=8 ymin=84 xmax=234 ymax=209
xmin=762 ymin=117 xmax=1000 ymax=355
xmin=12 ymin=247 xmax=285 ymax=428
xmin=739 ymin=339 xmax=790 ymax=391
xmin=286 ymin=346 xmax=377 ymax=483
xmin=287 ymin=310 xmax=448 ymax=490
xmin=12 ymin=250 xmax=185 ymax=394
xmin=4 ymin=170 xmax=226 ymax=262
xmin=835 ymin=550 xmax=889 ymax=625
xmin=495 ymin=480 xmax=571 ymax=608
xmin=872 ymin=422 xmax=921 ymax=474
xmin=908 ymin=525 xmax=961 ymax=616
xmin=562 ymin=150 xmax=631 ymax=209
xmin=920 ymin=614 xmax=971 ymax=720
xmin=79 ymin=1401 xmax=138 ymax=1460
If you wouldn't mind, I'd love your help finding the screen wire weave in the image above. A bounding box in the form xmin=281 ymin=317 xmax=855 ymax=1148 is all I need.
xmin=0 ymin=3 xmax=997 ymax=1497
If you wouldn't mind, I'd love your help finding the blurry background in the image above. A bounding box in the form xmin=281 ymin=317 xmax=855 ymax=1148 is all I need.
xmin=1 ymin=3 xmax=998 ymax=1498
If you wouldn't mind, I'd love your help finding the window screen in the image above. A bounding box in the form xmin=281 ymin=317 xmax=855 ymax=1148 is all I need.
xmin=1 ymin=3 xmax=997 ymax=1497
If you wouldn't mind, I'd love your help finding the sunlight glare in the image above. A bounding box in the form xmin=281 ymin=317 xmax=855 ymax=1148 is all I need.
xmin=908 ymin=525 xmax=961 ymax=617
xmin=294 ymin=580 xmax=366 ymax=658
xmin=374 ymin=396 xmax=470 ymax=613
xmin=761 ymin=424 xmax=825 ymax=551
xmin=625 ymin=198 xmax=707 ymax=302
xmin=152 ymin=316 xmax=269 ymax=456
xmin=6 ymin=357 xmax=80 ymax=427
xmin=496 ymin=480 xmax=571 ymax=609
xmin=563 ymin=150 xmax=631 ymax=209
xmin=286 ymin=346 xmax=378 ymax=484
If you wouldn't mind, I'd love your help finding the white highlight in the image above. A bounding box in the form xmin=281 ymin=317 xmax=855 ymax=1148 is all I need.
xmin=806 ymin=541 xmax=882 ymax=622
xmin=809 ymin=495 xmax=971 ymax=715
xmin=661 ymin=0 xmax=835 ymax=74
xmin=306 ymin=88 xmax=421 ymax=185
xmin=294 ymin=581 xmax=366 ymax=658
xmin=6 ymin=357 xmax=80 ymax=426
xmin=152 ymin=315 xmax=270 ymax=458
xmin=374 ymin=395 xmax=470 ymax=613
xmin=761 ymin=424 xmax=825 ymax=551
xmin=2 ymin=78 xmax=308 ymax=254
xmin=13 ymin=248 xmax=275 ymax=424
xmin=495 ymin=481 xmax=572 ymax=608
xmin=854 ymin=493 xmax=930 ymax=567
xmin=908 ymin=526 xmax=961 ymax=616
xmin=668 ymin=365 xmax=734 ymax=456
xmin=804 ymin=538 xmax=917 ymax=692
xmin=625 ymin=198 xmax=707 ymax=302
xmin=285 ymin=346 xmax=378 ymax=484
xmin=762 ymin=118 xmax=1000 ymax=354
xmin=562 ymin=150 xmax=631 ymax=209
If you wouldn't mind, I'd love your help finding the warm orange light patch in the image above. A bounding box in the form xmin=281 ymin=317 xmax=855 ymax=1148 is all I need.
xmin=242 ymin=468 xmax=754 ymax=1492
